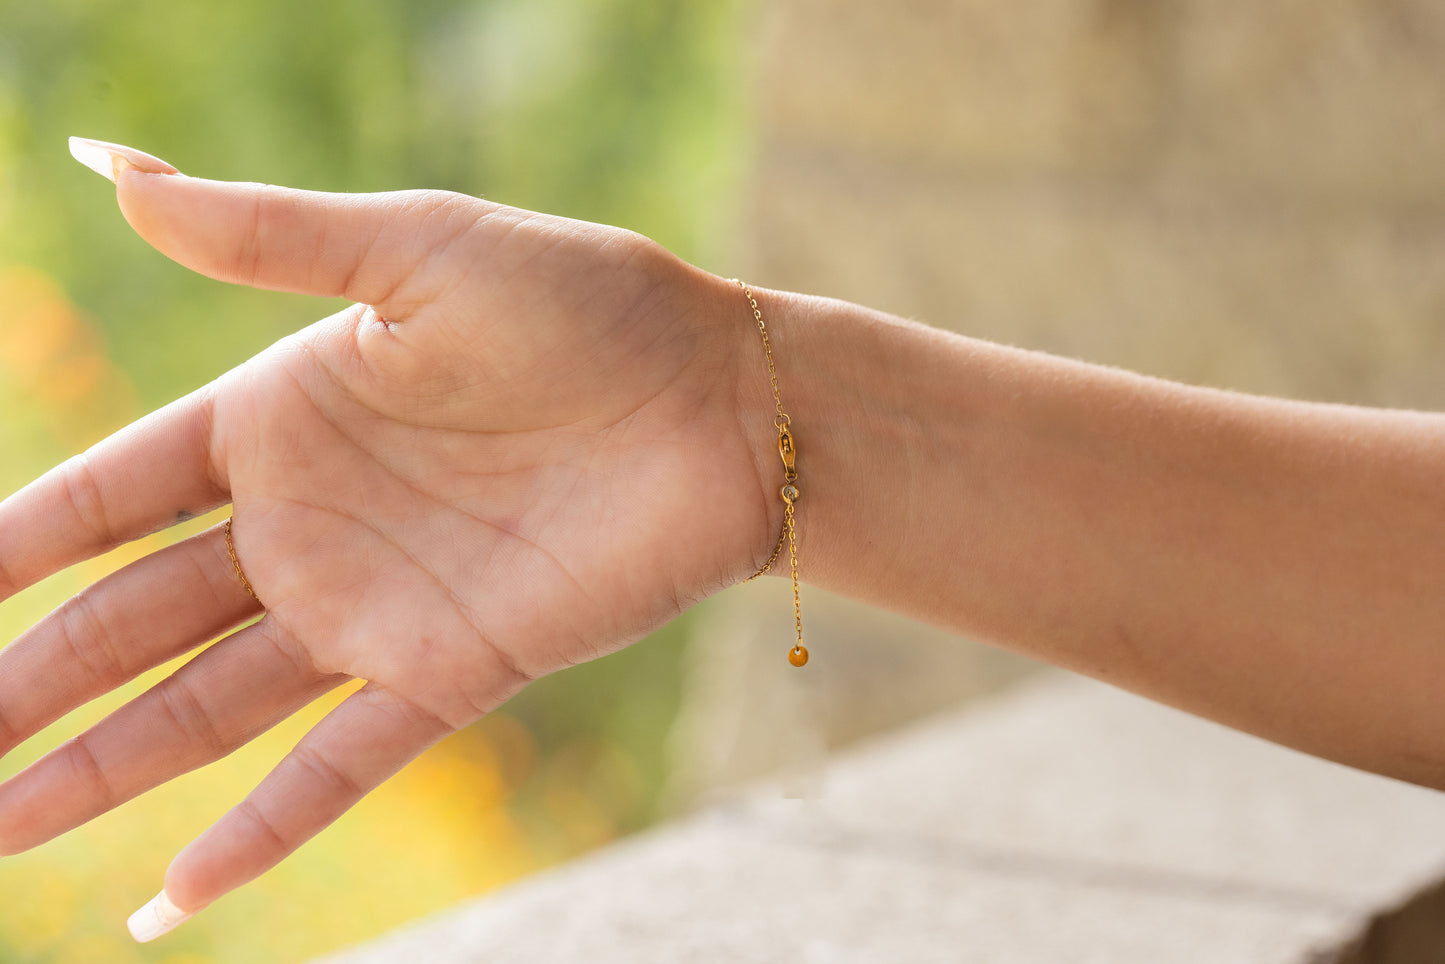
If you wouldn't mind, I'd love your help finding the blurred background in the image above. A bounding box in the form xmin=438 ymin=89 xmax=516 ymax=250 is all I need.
xmin=2 ymin=0 xmax=1444 ymax=961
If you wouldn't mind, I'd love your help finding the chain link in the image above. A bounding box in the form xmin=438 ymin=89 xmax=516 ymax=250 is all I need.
xmin=224 ymin=518 xmax=262 ymax=605
xmin=733 ymin=279 xmax=809 ymax=667
xmin=749 ymin=524 xmax=787 ymax=579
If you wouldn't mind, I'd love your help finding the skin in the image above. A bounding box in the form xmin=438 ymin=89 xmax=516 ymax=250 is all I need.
xmin=5 ymin=146 xmax=1445 ymax=926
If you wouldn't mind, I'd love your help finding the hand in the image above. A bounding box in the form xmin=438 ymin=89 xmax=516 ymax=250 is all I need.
xmin=0 ymin=140 xmax=775 ymax=937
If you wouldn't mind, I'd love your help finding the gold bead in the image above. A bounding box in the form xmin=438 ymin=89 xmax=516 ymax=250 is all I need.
xmin=788 ymin=645 xmax=809 ymax=667
xmin=781 ymin=483 xmax=800 ymax=503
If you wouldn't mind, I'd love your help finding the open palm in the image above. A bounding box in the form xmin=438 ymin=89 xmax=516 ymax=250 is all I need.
xmin=0 ymin=147 xmax=776 ymax=932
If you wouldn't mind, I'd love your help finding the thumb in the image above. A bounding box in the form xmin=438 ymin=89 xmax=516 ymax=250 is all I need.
xmin=69 ymin=136 xmax=459 ymax=310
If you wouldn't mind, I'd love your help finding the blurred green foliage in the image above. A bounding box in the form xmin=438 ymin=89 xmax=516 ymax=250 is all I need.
xmin=0 ymin=0 xmax=744 ymax=961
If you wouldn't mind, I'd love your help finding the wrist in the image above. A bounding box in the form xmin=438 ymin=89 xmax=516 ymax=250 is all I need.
xmin=721 ymin=285 xmax=944 ymax=599
xmin=701 ymin=272 xmax=936 ymax=597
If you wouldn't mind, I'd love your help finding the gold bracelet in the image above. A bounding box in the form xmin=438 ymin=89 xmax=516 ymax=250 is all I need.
xmin=734 ymin=279 xmax=808 ymax=668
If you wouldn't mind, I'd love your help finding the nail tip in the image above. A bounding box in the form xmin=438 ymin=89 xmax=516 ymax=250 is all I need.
xmin=67 ymin=135 xmax=118 ymax=183
xmin=125 ymin=913 xmax=157 ymax=943
xmin=67 ymin=135 xmax=179 ymax=181
xmin=126 ymin=890 xmax=193 ymax=943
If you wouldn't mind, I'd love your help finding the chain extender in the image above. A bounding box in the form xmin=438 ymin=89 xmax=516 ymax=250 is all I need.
xmin=735 ymin=279 xmax=808 ymax=667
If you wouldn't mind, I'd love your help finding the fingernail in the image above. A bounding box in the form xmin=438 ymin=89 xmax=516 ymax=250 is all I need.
xmin=126 ymin=889 xmax=194 ymax=943
xmin=68 ymin=136 xmax=180 ymax=183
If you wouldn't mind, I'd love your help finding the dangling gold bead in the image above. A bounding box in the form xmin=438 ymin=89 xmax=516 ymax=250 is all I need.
xmin=781 ymin=483 xmax=799 ymax=503
xmin=788 ymin=645 xmax=809 ymax=667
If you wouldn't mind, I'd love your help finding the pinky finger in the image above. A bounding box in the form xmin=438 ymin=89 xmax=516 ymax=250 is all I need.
xmin=127 ymin=683 xmax=455 ymax=942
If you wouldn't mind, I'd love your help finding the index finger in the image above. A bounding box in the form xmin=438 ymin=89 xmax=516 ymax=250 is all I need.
xmin=0 ymin=385 xmax=227 ymax=602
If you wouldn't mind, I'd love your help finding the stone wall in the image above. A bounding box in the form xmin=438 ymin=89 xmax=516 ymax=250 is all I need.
xmin=668 ymin=0 xmax=1445 ymax=807
xmin=322 ymin=675 xmax=1445 ymax=963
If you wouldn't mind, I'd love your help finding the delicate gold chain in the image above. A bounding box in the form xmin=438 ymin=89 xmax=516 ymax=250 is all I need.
xmin=224 ymin=518 xmax=262 ymax=605
xmin=734 ymin=279 xmax=808 ymax=667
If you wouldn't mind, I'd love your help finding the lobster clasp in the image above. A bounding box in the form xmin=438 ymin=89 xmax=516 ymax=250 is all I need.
xmin=777 ymin=425 xmax=798 ymax=482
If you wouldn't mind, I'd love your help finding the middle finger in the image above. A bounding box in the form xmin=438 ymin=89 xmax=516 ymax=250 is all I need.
xmin=0 ymin=522 xmax=260 ymax=758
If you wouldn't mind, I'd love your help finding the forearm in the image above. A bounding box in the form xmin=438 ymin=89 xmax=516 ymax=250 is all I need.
xmin=732 ymin=282 xmax=1445 ymax=788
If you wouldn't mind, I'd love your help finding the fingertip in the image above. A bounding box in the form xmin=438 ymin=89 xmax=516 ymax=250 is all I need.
xmin=161 ymin=840 xmax=217 ymax=915
xmin=113 ymin=167 xmax=187 ymax=247
xmin=113 ymin=174 xmax=249 ymax=284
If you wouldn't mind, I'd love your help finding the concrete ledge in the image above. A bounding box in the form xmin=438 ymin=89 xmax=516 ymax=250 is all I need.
xmin=315 ymin=674 xmax=1445 ymax=963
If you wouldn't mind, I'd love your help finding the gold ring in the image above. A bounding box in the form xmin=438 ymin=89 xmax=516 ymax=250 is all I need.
xmin=224 ymin=517 xmax=262 ymax=605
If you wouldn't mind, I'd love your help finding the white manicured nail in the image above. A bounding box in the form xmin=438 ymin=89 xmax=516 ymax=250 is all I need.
xmin=127 ymin=890 xmax=193 ymax=942
xmin=68 ymin=136 xmax=180 ymax=182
